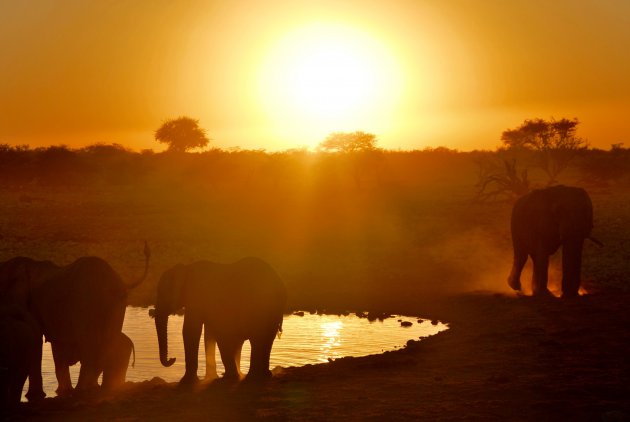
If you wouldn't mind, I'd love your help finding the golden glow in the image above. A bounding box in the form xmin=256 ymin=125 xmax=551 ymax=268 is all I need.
xmin=2 ymin=2 xmax=630 ymax=150
xmin=319 ymin=321 xmax=343 ymax=362
xmin=258 ymin=24 xmax=403 ymax=148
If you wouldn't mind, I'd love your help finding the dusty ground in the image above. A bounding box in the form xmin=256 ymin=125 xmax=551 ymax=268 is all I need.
xmin=12 ymin=291 xmax=630 ymax=421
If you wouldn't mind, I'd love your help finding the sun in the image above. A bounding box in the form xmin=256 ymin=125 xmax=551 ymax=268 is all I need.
xmin=257 ymin=23 xmax=403 ymax=147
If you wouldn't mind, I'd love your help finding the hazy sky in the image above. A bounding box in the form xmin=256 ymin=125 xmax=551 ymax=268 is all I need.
xmin=1 ymin=0 xmax=629 ymax=151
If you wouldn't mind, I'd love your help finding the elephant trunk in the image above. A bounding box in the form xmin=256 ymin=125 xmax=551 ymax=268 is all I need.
xmin=155 ymin=312 xmax=176 ymax=367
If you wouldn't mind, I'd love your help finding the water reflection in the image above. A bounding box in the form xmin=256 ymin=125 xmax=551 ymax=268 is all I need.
xmin=25 ymin=307 xmax=448 ymax=399
xmin=320 ymin=321 xmax=343 ymax=362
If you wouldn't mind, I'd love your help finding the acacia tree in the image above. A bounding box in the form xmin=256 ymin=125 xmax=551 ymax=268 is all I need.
xmin=317 ymin=131 xmax=378 ymax=153
xmin=501 ymin=117 xmax=587 ymax=184
xmin=317 ymin=131 xmax=381 ymax=188
xmin=154 ymin=117 xmax=209 ymax=152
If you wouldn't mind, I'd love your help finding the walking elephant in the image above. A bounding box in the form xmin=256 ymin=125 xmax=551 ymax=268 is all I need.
xmin=508 ymin=185 xmax=597 ymax=298
xmin=155 ymin=257 xmax=286 ymax=384
xmin=0 ymin=243 xmax=149 ymax=398
xmin=0 ymin=305 xmax=41 ymax=412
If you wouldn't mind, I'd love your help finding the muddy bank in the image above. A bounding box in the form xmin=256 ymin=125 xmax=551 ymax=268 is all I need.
xmin=15 ymin=292 xmax=630 ymax=421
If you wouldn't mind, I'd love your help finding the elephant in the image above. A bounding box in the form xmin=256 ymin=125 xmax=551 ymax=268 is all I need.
xmin=155 ymin=257 xmax=286 ymax=384
xmin=0 ymin=242 xmax=149 ymax=398
xmin=507 ymin=185 xmax=598 ymax=298
xmin=0 ymin=304 xmax=41 ymax=412
xmin=0 ymin=258 xmax=55 ymax=401
xmin=102 ymin=332 xmax=135 ymax=390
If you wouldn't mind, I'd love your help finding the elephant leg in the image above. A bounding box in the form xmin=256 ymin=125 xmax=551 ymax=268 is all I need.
xmin=76 ymin=360 xmax=100 ymax=391
xmin=51 ymin=343 xmax=73 ymax=396
xmin=561 ymin=239 xmax=584 ymax=298
xmin=181 ymin=315 xmax=202 ymax=385
xmin=203 ymin=329 xmax=218 ymax=381
xmin=217 ymin=339 xmax=244 ymax=380
xmin=531 ymin=252 xmax=551 ymax=297
xmin=25 ymin=335 xmax=45 ymax=401
xmin=102 ymin=333 xmax=132 ymax=390
xmin=247 ymin=331 xmax=276 ymax=380
xmin=507 ymin=245 xmax=527 ymax=291
xmin=10 ymin=374 xmax=28 ymax=410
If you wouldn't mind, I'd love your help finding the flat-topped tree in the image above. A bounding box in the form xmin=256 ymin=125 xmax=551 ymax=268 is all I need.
xmin=155 ymin=117 xmax=210 ymax=152
xmin=501 ymin=117 xmax=587 ymax=185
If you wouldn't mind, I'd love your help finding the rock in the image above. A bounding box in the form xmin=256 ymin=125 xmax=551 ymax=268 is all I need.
xmin=293 ymin=311 xmax=305 ymax=317
xmin=401 ymin=321 xmax=413 ymax=327
xmin=431 ymin=319 xmax=439 ymax=325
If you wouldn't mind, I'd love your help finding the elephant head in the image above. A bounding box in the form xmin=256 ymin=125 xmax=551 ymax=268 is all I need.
xmin=155 ymin=264 xmax=186 ymax=367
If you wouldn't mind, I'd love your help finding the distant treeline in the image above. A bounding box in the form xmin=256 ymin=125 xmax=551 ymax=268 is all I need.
xmin=1 ymin=143 xmax=629 ymax=192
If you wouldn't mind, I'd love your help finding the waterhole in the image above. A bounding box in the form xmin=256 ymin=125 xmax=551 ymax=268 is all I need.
xmin=24 ymin=306 xmax=447 ymax=399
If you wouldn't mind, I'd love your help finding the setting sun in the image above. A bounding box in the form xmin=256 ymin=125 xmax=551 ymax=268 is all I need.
xmin=1 ymin=1 xmax=630 ymax=419
xmin=258 ymin=24 xmax=403 ymax=147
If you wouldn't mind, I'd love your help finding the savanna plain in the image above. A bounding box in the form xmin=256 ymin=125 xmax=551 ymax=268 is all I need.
xmin=3 ymin=145 xmax=630 ymax=420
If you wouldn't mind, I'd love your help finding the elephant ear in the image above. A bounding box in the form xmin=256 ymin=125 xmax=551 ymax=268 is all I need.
xmin=171 ymin=264 xmax=186 ymax=309
xmin=158 ymin=264 xmax=187 ymax=313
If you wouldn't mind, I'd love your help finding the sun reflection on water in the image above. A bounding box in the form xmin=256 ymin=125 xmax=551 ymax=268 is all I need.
xmin=319 ymin=321 xmax=343 ymax=362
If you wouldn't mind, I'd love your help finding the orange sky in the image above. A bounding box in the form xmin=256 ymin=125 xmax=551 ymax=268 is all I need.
xmin=1 ymin=0 xmax=629 ymax=151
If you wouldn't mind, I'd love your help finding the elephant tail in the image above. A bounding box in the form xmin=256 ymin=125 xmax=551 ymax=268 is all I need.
xmin=588 ymin=236 xmax=603 ymax=247
xmin=127 ymin=241 xmax=151 ymax=290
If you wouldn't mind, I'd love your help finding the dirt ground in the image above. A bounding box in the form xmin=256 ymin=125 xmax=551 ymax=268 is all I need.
xmin=13 ymin=291 xmax=630 ymax=421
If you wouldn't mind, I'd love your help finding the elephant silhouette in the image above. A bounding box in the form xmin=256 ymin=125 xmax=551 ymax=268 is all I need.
xmin=155 ymin=257 xmax=286 ymax=383
xmin=508 ymin=185 xmax=598 ymax=297
xmin=0 ymin=304 xmax=41 ymax=411
xmin=0 ymin=242 xmax=149 ymax=398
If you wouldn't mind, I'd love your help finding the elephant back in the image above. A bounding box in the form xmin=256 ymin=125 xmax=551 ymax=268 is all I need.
xmin=512 ymin=185 xmax=593 ymax=239
xmin=230 ymin=257 xmax=286 ymax=303
xmin=184 ymin=258 xmax=286 ymax=335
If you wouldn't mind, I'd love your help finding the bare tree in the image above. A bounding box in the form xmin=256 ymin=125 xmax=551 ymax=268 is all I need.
xmin=475 ymin=157 xmax=530 ymax=202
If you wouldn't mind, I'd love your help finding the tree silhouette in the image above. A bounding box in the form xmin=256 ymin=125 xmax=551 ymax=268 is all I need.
xmin=155 ymin=117 xmax=209 ymax=152
xmin=318 ymin=131 xmax=378 ymax=153
xmin=501 ymin=118 xmax=587 ymax=184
